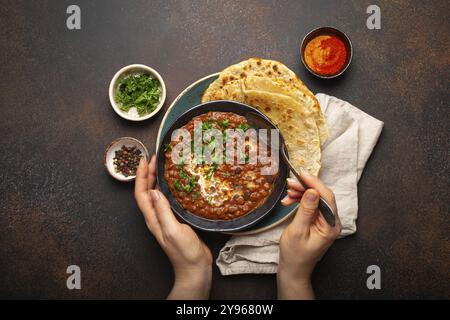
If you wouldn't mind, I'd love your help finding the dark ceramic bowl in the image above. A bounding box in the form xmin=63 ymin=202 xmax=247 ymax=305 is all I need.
xmin=156 ymin=100 xmax=288 ymax=232
xmin=300 ymin=26 xmax=353 ymax=79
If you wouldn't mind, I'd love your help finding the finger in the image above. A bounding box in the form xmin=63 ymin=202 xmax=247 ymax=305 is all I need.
xmin=135 ymin=159 xmax=152 ymax=214
xmin=281 ymin=196 xmax=299 ymax=206
xmin=148 ymin=155 xmax=157 ymax=189
xmin=280 ymin=189 xmax=304 ymax=206
xmin=287 ymin=189 xmax=303 ymax=198
xmin=292 ymin=189 xmax=320 ymax=233
xmin=300 ymin=170 xmax=335 ymax=204
xmin=150 ymin=190 xmax=180 ymax=236
xmin=135 ymin=158 xmax=163 ymax=240
xmin=287 ymin=178 xmax=305 ymax=192
xmin=135 ymin=158 xmax=149 ymax=195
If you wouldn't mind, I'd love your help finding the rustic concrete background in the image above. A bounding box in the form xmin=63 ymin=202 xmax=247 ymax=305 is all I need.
xmin=0 ymin=0 xmax=448 ymax=299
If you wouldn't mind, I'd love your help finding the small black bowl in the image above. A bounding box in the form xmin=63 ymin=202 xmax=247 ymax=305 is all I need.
xmin=156 ymin=100 xmax=288 ymax=232
xmin=300 ymin=26 xmax=353 ymax=79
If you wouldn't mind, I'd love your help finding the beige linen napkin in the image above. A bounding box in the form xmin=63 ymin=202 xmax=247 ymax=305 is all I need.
xmin=216 ymin=93 xmax=384 ymax=275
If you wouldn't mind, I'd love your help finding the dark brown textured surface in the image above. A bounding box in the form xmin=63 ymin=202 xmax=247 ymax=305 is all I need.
xmin=0 ymin=0 xmax=449 ymax=299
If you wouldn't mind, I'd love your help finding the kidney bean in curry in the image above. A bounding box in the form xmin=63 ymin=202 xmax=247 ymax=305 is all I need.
xmin=164 ymin=112 xmax=277 ymax=220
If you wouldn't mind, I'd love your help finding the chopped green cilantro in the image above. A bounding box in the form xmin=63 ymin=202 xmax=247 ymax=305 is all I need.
xmin=173 ymin=180 xmax=182 ymax=192
xmin=184 ymin=175 xmax=197 ymax=193
xmin=178 ymin=164 xmax=188 ymax=180
xmin=115 ymin=73 xmax=161 ymax=116
xmin=202 ymin=121 xmax=213 ymax=131
xmin=219 ymin=119 xmax=230 ymax=128
xmin=192 ymin=191 xmax=200 ymax=203
xmin=237 ymin=123 xmax=250 ymax=131
xmin=205 ymin=163 xmax=217 ymax=180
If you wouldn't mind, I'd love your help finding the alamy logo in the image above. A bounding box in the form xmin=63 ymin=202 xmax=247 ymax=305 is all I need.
xmin=66 ymin=265 xmax=81 ymax=290
xmin=66 ymin=5 xmax=81 ymax=30
xmin=366 ymin=5 xmax=381 ymax=30
xmin=366 ymin=265 xmax=381 ymax=290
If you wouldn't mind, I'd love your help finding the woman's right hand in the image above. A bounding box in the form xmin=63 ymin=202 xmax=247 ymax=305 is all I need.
xmin=278 ymin=170 xmax=342 ymax=299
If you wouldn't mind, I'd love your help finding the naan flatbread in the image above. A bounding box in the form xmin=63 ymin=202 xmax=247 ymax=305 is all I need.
xmin=242 ymin=89 xmax=322 ymax=175
xmin=202 ymin=58 xmax=328 ymax=145
xmin=202 ymin=58 xmax=328 ymax=175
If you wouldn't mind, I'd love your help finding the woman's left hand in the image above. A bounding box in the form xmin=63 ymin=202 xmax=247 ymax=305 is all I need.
xmin=134 ymin=155 xmax=212 ymax=300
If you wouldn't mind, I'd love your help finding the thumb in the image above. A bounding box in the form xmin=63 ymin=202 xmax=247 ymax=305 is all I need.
xmin=293 ymin=189 xmax=320 ymax=231
xmin=150 ymin=190 xmax=179 ymax=232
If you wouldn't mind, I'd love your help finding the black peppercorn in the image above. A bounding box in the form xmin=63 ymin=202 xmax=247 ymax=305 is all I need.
xmin=113 ymin=145 xmax=143 ymax=177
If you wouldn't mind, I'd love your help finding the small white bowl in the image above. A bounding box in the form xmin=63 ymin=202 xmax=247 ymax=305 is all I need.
xmin=109 ymin=64 xmax=166 ymax=121
xmin=104 ymin=137 xmax=149 ymax=182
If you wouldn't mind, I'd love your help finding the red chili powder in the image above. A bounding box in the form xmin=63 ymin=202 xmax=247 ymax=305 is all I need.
xmin=304 ymin=35 xmax=348 ymax=76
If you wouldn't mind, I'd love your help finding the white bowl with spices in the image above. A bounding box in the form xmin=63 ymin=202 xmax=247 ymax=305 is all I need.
xmin=109 ymin=64 xmax=166 ymax=121
xmin=104 ymin=137 xmax=149 ymax=182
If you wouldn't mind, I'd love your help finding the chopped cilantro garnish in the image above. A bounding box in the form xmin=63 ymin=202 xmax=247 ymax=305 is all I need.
xmin=177 ymin=161 xmax=185 ymax=170
xmin=219 ymin=119 xmax=230 ymax=128
xmin=115 ymin=73 xmax=161 ymax=116
xmin=173 ymin=180 xmax=182 ymax=192
xmin=205 ymin=163 xmax=217 ymax=180
xmin=237 ymin=123 xmax=250 ymax=131
xmin=184 ymin=175 xmax=197 ymax=193
xmin=202 ymin=121 xmax=213 ymax=131
xmin=192 ymin=191 xmax=200 ymax=203
xmin=163 ymin=143 xmax=171 ymax=152
xmin=179 ymin=166 xmax=188 ymax=180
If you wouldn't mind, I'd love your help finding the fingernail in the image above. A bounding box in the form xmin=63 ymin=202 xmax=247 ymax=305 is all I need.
xmin=139 ymin=158 xmax=146 ymax=166
xmin=150 ymin=190 xmax=160 ymax=201
xmin=305 ymin=191 xmax=317 ymax=202
xmin=286 ymin=178 xmax=297 ymax=183
xmin=151 ymin=154 xmax=156 ymax=163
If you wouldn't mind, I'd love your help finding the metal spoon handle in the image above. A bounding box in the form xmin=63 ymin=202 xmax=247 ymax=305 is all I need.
xmin=317 ymin=197 xmax=336 ymax=227
xmin=281 ymin=147 xmax=336 ymax=227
